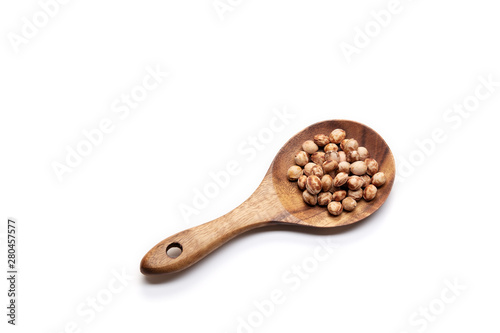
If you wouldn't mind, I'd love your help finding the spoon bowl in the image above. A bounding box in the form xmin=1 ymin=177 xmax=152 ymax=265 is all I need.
xmin=141 ymin=120 xmax=395 ymax=275
xmin=272 ymin=119 xmax=395 ymax=227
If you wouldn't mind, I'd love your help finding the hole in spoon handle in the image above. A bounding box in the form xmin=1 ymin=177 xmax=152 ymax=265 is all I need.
xmin=166 ymin=242 xmax=183 ymax=259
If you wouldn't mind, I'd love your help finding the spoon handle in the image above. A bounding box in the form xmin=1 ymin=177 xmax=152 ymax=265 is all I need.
xmin=140 ymin=174 xmax=290 ymax=275
xmin=140 ymin=210 xmax=266 ymax=275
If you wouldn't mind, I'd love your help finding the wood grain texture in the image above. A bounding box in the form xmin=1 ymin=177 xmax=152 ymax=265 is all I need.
xmin=141 ymin=120 xmax=395 ymax=275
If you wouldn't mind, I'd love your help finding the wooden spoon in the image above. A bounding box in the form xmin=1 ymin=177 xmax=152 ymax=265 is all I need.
xmin=140 ymin=120 xmax=395 ymax=275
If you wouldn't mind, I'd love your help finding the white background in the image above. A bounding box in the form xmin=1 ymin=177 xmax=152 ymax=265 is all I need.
xmin=1 ymin=0 xmax=500 ymax=332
